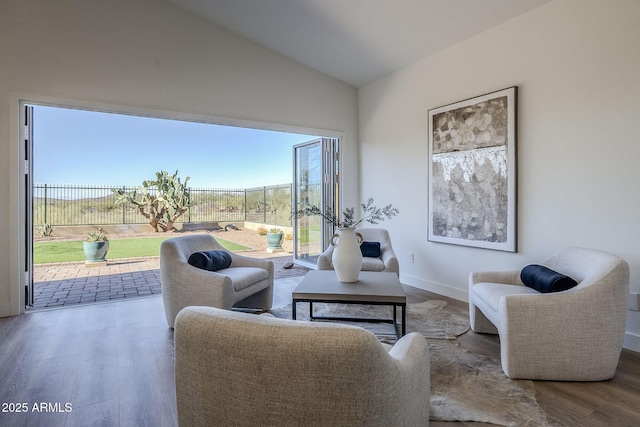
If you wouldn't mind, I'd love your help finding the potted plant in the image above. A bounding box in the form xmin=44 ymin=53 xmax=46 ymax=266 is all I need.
xmin=83 ymin=228 xmax=109 ymax=265
xmin=292 ymin=198 xmax=399 ymax=229
xmin=37 ymin=223 xmax=53 ymax=237
xmin=266 ymin=227 xmax=284 ymax=251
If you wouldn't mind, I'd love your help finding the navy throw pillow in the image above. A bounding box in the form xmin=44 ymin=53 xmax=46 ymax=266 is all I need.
xmin=188 ymin=250 xmax=232 ymax=271
xmin=360 ymin=241 xmax=381 ymax=258
xmin=520 ymin=264 xmax=578 ymax=293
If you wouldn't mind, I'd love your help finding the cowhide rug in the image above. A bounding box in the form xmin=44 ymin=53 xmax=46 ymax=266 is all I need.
xmin=271 ymin=301 xmax=559 ymax=427
xmin=270 ymin=300 xmax=469 ymax=341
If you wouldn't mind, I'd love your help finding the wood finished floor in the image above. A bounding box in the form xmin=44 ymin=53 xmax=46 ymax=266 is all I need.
xmin=1 ymin=280 xmax=639 ymax=426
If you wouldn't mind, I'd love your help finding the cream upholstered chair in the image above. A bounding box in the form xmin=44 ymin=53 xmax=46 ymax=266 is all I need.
xmin=317 ymin=227 xmax=399 ymax=275
xmin=160 ymin=234 xmax=273 ymax=328
xmin=469 ymin=246 xmax=629 ymax=381
xmin=174 ymin=306 xmax=429 ymax=427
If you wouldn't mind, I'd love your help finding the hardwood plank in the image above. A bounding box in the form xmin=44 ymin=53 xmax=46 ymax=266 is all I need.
xmin=117 ymin=338 xmax=177 ymax=427
xmin=70 ymin=356 xmax=119 ymax=409
xmin=64 ymin=398 xmax=119 ymax=427
xmin=156 ymin=355 xmax=178 ymax=423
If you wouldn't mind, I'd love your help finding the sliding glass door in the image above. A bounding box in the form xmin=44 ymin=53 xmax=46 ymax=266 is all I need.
xmin=24 ymin=105 xmax=34 ymax=307
xmin=292 ymin=137 xmax=339 ymax=269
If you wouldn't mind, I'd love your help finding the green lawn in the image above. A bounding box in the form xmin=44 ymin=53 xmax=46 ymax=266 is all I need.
xmin=296 ymin=225 xmax=322 ymax=244
xmin=34 ymin=236 xmax=250 ymax=264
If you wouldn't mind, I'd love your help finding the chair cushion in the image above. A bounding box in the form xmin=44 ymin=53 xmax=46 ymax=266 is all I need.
xmin=472 ymin=282 xmax=539 ymax=313
xmin=218 ymin=267 xmax=270 ymax=291
xmin=360 ymin=241 xmax=381 ymax=258
xmin=188 ymin=250 xmax=232 ymax=271
xmin=520 ymin=264 xmax=578 ymax=293
xmin=361 ymin=257 xmax=385 ymax=272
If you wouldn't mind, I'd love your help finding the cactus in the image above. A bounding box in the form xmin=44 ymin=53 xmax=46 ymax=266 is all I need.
xmin=38 ymin=223 xmax=53 ymax=237
xmin=113 ymin=170 xmax=192 ymax=232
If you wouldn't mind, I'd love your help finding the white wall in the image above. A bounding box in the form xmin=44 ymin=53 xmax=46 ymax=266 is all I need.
xmin=0 ymin=0 xmax=359 ymax=316
xmin=359 ymin=0 xmax=640 ymax=346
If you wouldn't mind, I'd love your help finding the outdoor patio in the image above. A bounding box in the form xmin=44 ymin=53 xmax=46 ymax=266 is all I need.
xmin=29 ymin=253 xmax=310 ymax=310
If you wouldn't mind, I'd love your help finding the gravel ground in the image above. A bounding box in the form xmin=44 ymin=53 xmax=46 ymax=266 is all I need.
xmin=209 ymin=228 xmax=295 ymax=258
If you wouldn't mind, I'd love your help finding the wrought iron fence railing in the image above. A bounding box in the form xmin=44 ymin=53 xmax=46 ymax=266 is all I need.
xmin=33 ymin=183 xmax=295 ymax=228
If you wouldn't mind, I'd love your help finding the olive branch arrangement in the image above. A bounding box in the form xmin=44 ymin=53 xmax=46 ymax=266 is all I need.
xmin=293 ymin=198 xmax=399 ymax=228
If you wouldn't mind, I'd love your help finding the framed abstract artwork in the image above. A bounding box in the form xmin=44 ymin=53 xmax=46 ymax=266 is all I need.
xmin=427 ymin=86 xmax=517 ymax=252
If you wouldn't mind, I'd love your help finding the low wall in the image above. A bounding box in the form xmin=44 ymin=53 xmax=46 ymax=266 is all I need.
xmin=243 ymin=222 xmax=293 ymax=235
xmin=36 ymin=222 xmax=227 ymax=237
xmin=36 ymin=221 xmax=293 ymax=237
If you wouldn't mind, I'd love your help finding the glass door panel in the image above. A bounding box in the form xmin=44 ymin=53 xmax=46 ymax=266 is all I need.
xmin=25 ymin=105 xmax=34 ymax=307
xmin=292 ymin=138 xmax=338 ymax=268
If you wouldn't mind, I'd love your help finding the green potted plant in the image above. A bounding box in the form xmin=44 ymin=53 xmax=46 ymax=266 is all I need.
xmin=83 ymin=227 xmax=109 ymax=264
xmin=37 ymin=223 xmax=53 ymax=237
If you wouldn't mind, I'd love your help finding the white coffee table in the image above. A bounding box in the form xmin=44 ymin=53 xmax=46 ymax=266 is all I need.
xmin=292 ymin=270 xmax=407 ymax=338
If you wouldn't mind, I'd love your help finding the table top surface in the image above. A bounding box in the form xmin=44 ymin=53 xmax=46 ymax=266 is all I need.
xmin=292 ymin=270 xmax=406 ymax=303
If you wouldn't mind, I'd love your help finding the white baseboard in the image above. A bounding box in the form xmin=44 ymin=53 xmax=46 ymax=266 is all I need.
xmin=624 ymin=331 xmax=640 ymax=353
xmin=0 ymin=303 xmax=12 ymax=318
xmin=400 ymin=273 xmax=468 ymax=302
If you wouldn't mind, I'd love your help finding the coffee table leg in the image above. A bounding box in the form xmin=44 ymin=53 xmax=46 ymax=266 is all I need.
xmin=402 ymin=305 xmax=406 ymax=336
xmin=292 ymin=300 xmax=296 ymax=320
xmin=393 ymin=305 xmax=397 ymax=334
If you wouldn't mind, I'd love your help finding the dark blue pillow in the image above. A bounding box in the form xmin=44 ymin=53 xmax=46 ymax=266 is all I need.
xmin=360 ymin=241 xmax=381 ymax=258
xmin=520 ymin=264 xmax=578 ymax=293
xmin=188 ymin=250 xmax=232 ymax=271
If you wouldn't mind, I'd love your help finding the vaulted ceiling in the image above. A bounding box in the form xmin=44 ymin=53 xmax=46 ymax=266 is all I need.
xmin=166 ymin=0 xmax=551 ymax=87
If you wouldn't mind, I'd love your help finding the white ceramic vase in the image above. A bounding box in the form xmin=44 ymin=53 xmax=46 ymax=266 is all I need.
xmin=330 ymin=227 xmax=364 ymax=282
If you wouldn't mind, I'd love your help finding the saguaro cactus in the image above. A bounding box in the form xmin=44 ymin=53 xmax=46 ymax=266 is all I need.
xmin=114 ymin=170 xmax=192 ymax=232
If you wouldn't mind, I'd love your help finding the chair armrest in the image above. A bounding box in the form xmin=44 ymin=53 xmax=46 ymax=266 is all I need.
xmin=500 ymin=290 xmax=616 ymax=328
xmin=386 ymin=332 xmax=430 ymax=423
xmin=469 ymin=270 xmax=523 ymax=286
xmin=317 ymin=245 xmax=334 ymax=270
xmin=388 ymin=332 xmax=429 ymax=365
xmin=498 ymin=291 xmax=626 ymax=369
xmin=380 ymin=246 xmax=399 ymax=274
xmin=229 ymin=253 xmax=273 ymax=273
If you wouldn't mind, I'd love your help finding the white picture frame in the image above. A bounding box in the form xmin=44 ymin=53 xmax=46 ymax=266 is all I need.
xmin=427 ymin=87 xmax=517 ymax=252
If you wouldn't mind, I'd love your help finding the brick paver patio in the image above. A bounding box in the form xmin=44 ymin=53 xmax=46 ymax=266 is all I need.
xmin=30 ymin=253 xmax=310 ymax=310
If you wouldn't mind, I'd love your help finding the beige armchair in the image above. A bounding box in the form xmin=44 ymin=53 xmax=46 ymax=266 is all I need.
xmin=469 ymin=246 xmax=629 ymax=380
xmin=160 ymin=234 xmax=273 ymax=328
xmin=174 ymin=306 xmax=430 ymax=427
xmin=317 ymin=227 xmax=399 ymax=275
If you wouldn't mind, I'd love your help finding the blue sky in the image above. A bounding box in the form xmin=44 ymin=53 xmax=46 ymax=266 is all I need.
xmin=33 ymin=106 xmax=318 ymax=189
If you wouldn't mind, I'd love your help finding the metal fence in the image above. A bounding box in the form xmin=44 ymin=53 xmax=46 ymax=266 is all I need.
xmin=33 ymin=183 xmax=294 ymax=227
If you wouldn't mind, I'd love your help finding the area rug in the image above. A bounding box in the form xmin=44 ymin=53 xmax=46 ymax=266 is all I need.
xmin=270 ymin=300 xmax=469 ymax=341
xmin=271 ymin=301 xmax=559 ymax=427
